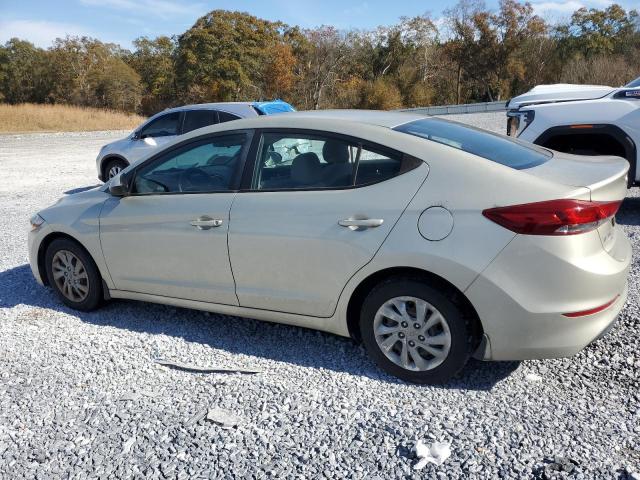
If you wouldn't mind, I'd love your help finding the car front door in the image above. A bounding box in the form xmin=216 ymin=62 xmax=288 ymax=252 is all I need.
xmin=228 ymin=130 xmax=429 ymax=317
xmin=100 ymin=132 xmax=251 ymax=305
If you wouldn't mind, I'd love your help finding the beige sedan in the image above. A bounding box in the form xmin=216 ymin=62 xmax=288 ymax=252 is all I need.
xmin=28 ymin=110 xmax=631 ymax=383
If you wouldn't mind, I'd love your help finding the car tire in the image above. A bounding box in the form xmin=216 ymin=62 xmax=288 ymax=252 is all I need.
xmin=359 ymin=277 xmax=475 ymax=384
xmin=45 ymin=238 xmax=103 ymax=311
xmin=104 ymin=158 xmax=128 ymax=180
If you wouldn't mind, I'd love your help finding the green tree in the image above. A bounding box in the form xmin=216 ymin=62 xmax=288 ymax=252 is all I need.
xmin=175 ymin=10 xmax=288 ymax=102
xmin=0 ymin=39 xmax=51 ymax=103
xmin=48 ymin=36 xmax=141 ymax=111
xmin=128 ymin=36 xmax=177 ymax=114
xmin=556 ymin=4 xmax=639 ymax=58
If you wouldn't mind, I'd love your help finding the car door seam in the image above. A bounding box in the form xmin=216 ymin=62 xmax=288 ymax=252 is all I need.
xmin=97 ymin=198 xmax=116 ymax=288
xmin=226 ymin=192 xmax=241 ymax=306
xmin=329 ymin=164 xmax=431 ymax=318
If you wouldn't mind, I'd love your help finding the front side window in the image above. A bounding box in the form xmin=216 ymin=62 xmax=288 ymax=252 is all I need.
xmin=182 ymin=110 xmax=217 ymax=134
xmin=133 ymin=134 xmax=246 ymax=194
xmin=251 ymin=132 xmax=416 ymax=191
xmin=138 ymin=112 xmax=180 ymax=138
xmin=394 ymin=118 xmax=551 ymax=170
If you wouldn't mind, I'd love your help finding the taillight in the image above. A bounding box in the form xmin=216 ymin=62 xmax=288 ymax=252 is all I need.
xmin=482 ymin=199 xmax=621 ymax=235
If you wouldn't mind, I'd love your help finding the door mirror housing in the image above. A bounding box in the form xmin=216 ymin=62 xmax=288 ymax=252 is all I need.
xmin=109 ymin=172 xmax=130 ymax=197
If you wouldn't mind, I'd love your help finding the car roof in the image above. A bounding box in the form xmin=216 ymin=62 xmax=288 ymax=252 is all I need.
xmin=162 ymin=102 xmax=260 ymax=116
xmin=163 ymin=109 xmax=430 ymax=155
xmin=160 ymin=100 xmax=295 ymax=116
xmin=197 ymin=109 xmax=427 ymax=131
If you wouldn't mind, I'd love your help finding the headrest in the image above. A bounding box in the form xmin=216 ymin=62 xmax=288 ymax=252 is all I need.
xmin=291 ymin=152 xmax=321 ymax=185
xmin=322 ymin=140 xmax=350 ymax=164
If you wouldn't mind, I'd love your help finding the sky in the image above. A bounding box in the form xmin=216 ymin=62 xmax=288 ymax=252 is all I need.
xmin=0 ymin=0 xmax=633 ymax=50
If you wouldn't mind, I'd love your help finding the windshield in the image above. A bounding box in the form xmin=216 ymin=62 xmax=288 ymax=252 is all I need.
xmin=624 ymin=76 xmax=640 ymax=88
xmin=394 ymin=118 xmax=551 ymax=170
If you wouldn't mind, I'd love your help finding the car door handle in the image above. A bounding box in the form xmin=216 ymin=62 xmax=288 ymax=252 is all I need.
xmin=339 ymin=218 xmax=384 ymax=230
xmin=190 ymin=216 xmax=223 ymax=230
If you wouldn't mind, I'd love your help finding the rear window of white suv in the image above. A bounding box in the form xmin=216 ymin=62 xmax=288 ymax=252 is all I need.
xmin=394 ymin=118 xmax=551 ymax=170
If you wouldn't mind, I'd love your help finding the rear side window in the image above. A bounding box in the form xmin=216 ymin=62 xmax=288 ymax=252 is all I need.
xmin=219 ymin=111 xmax=241 ymax=123
xmin=394 ymin=118 xmax=551 ymax=169
xmin=182 ymin=110 xmax=217 ymax=134
xmin=251 ymin=131 xmax=422 ymax=191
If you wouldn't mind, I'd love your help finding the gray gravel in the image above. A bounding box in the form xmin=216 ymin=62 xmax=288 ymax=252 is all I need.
xmin=1 ymin=115 xmax=639 ymax=479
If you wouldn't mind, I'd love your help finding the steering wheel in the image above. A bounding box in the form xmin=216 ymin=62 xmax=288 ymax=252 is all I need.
xmin=178 ymin=167 xmax=225 ymax=192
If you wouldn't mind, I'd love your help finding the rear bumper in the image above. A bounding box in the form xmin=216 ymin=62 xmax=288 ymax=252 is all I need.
xmin=467 ymin=229 xmax=631 ymax=360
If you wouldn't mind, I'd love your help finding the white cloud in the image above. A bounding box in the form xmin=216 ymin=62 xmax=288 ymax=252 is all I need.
xmin=78 ymin=0 xmax=204 ymax=19
xmin=531 ymin=0 xmax=587 ymax=15
xmin=0 ymin=20 xmax=91 ymax=47
xmin=530 ymin=0 xmax=626 ymax=16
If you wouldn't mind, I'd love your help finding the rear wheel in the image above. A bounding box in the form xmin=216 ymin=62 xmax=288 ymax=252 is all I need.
xmin=359 ymin=277 xmax=475 ymax=384
xmin=104 ymin=158 xmax=128 ymax=180
xmin=45 ymin=238 xmax=103 ymax=311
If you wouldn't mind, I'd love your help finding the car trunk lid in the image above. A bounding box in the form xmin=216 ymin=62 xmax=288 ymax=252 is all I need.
xmin=525 ymin=152 xmax=628 ymax=257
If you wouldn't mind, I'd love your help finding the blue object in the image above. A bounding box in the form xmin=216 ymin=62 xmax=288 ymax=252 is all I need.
xmin=252 ymin=99 xmax=296 ymax=115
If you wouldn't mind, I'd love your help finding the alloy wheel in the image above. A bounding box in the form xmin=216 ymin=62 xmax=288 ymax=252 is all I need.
xmin=51 ymin=250 xmax=90 ymax=302
xmin=373 ymin=296 xmax=452 ymax=371
xmin=108 ymin=164 xmax=123 ymax=179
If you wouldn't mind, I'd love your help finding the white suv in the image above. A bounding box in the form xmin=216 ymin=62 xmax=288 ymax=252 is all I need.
xmin=507 ymin=76 xmax=640 ymax=186
xmin=96 ymin=100 xmax=295 ymax=181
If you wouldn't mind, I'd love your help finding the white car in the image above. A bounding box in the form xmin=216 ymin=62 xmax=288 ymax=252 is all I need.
xmin=29 ymin=111 xmax=630 ymax=384
xmin=96 ymin=100 xmax=295 ymax=181
xmin=507 ymin=76 xmax=640 ymax=186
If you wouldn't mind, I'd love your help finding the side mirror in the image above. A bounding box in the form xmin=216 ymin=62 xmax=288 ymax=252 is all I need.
xmin=109 ymin=172 xmax=130 ymax=197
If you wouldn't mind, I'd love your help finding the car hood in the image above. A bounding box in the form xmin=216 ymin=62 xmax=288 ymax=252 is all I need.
xmin=102 ymin=135 xmax=132 ymax=152
xmin=39 ymin=185 xmax=110 ymax=222
xmin=507 ymin=84 xmax=615 ymax=109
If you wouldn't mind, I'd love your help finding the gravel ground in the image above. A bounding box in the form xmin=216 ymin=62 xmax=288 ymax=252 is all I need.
xmin=0 ymin=115 xmax=639 ymax=479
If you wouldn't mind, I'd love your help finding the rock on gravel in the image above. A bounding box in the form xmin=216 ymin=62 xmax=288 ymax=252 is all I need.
xmin=0 ymin=120 xmax=639 ymax=479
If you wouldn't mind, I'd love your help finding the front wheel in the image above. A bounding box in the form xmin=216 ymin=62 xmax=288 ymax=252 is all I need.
xmin=104 ymin=158 xmax=128 ymax=180
xmin=44 ymin=238 xmax=103 ymax=311
xmin=359 ymin=278 xmax=475 ymax=384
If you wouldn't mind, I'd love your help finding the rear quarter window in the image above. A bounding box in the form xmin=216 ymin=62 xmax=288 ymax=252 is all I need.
xmin=394 ymin=118 xmax=551 ymax=170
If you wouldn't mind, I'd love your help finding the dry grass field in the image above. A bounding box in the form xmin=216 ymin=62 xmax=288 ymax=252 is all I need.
xmin=0 ymin=103 xmax=145 ymax=133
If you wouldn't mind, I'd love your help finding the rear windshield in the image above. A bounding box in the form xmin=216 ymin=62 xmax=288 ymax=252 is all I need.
xmin=394 ymin=118 xmax=551 ymax=170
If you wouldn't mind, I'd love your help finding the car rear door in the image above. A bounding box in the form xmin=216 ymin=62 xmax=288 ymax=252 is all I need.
xmin=227 ymin=129 xmax=429 ymax=317
xmin=100 ymin=131 xmax=251 ymax=305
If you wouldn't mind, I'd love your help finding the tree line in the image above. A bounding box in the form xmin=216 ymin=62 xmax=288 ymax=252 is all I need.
xmin=0 ymin=1 xmax=638 ymax=116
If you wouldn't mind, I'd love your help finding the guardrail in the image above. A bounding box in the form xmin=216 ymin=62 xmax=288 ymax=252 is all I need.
xmin=399 ymin=101 xmax=507 ymax=116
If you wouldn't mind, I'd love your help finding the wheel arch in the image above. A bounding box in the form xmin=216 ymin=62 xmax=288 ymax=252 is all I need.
xmin=533 ymin=124 xmax=637 ymax=185
xmin=100 ymin=154 xmax=129 ymax=180
xmin=345 ymin=266 xmax=483 ymax=343
xmin=37 ymin=231 xmax=109 ymax=298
